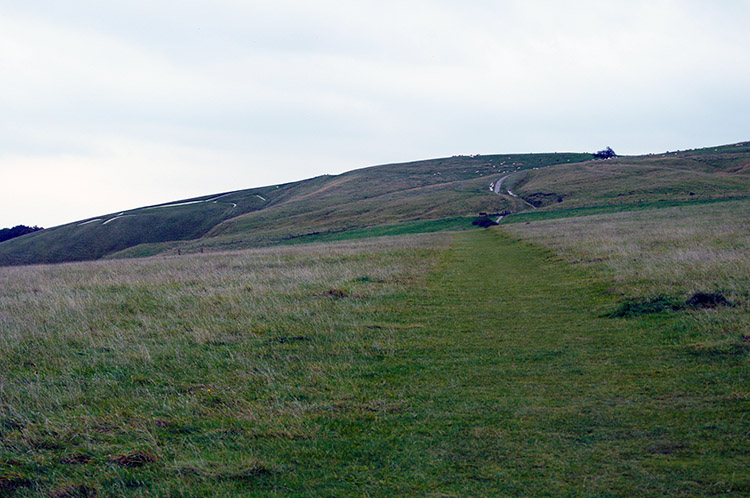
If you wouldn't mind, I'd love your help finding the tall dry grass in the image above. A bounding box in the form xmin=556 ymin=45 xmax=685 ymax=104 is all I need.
xmin=0 ymin=233 xmax=449 ymax=433
xmin=503 ymin=199 xmax=749 ymax=347
xmin=503 ymin=199 xmax=749 ymax=301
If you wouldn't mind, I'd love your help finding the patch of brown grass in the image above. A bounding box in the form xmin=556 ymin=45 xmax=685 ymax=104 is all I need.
xmin=49 ymin=483 xmax=99 ymax=498
xmin=109 ymin=450 xmax=158 ymax=468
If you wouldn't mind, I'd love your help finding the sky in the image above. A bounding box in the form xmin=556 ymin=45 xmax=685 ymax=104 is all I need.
xmin=1 ymin=0 xmax=749 ymax=229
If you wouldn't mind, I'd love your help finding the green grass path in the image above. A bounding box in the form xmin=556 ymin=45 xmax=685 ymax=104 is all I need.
xmin=315 ymin=229 xmax=747 ymax=496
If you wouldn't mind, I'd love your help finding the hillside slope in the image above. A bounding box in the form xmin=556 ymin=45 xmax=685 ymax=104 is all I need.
xmin=1 ymin=142 xmax=748 ymax=266
xmin=505 ymin=142 xmax=750 ymax=210
xmin=0 ymin=153 xmax=589 ymax=265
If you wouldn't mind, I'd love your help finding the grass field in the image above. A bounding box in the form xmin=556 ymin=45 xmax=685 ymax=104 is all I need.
xmin=1 ymin=199 xmax=748 ymax=496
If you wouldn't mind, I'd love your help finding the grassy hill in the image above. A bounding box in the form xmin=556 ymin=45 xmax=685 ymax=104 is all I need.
xmin=0 ymin=153 xmax=590 ymax=266
xmin=502 ymin=142 xmax=750 ymax=213
xmin=1 ymin=142 xmax=749 ymax=266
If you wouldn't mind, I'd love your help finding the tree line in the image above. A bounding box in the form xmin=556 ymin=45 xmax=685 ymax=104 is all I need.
xmin=0 ymin=225 xmax=43 ymax=243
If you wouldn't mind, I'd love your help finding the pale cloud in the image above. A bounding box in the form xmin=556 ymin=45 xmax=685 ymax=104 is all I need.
xmin=1 ymin=0 xmax=748 ymax=228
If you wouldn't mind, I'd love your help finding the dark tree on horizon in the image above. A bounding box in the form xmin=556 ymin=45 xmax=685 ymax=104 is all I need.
xmin=0 ymin=225 xmax=44 ymax=243
xmin=593 ymin=146 xmax=617 ymax=159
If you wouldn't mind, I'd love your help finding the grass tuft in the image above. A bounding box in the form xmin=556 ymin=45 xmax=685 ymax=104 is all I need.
xmin=109 ymin=450 xmax=158 ymax=468
xmin=324 ymin=288 xmax=347 ymax=298
xmin=608 ymin=296 xmax=683 ymax=317
xmin=0 ymin=472 xmax=32 ymax=494
xmin=685 ymin=291 xmax=733 ymax=308
xmin=49 ymin=483 xmax=99 ymax=498
xmin=173 ymin=459 xmax=275 ymax=481
xmin=60 ymin=453 xmax=94 ymax=465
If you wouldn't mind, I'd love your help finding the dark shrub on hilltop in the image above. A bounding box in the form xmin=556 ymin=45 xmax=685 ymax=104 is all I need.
xmin=593 ymin=146 xmax=616 ymax=159
xmin=472 ymin=216 xmax=498 ymax=228
xmin=0 ymin=225 xmax=43 ymax=243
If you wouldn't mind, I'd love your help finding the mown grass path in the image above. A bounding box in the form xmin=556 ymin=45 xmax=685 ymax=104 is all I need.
xmin=318 ymin=229 xmax=747 ymax=497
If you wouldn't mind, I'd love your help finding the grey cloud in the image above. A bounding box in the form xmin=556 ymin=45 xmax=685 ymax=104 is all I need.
xmin=1 ymin=1 xmax=748 ymax=228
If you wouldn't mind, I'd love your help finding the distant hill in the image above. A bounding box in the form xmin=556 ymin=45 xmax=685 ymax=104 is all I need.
xmin=499 ymin=142 xmax=750 ymax=222
xmin=0 ymin=143 xmax=748 ymax=266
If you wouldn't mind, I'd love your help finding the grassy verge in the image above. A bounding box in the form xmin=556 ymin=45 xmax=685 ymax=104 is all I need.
xmin=1 ymin=227 xmax=747 ymax=496
xmin=278 ymin=216 xmax=478 ymax=245
xmin=502 ymin=198 xmax=750 ymax=303
xmin=105 ymin=217 xmax=480 ymax=259
xmin=501 ymin=195 xmax=750 ymax=224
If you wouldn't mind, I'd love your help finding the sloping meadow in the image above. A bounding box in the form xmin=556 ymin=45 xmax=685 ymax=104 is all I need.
xmin=503 ymin=198 xmax=750 ymax=357
xmin=0 ymin=234 xmax=448 ymax=495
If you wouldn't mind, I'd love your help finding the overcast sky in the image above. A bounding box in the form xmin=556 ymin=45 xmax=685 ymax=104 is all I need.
xmin=1 ymin=0 xmax=749 ymax=228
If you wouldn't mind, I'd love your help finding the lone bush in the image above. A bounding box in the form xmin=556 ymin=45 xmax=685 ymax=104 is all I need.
xmin=593 ymin=147 xmax=616 ymax=159
xmin=472 ymin=217 xmax=498 ymax=228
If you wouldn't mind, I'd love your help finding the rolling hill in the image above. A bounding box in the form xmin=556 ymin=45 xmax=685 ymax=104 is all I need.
xmin=1 ymin=143 xmax=749 ymax=266
xmin=0 ymin=152 xmax=588 ymax=265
